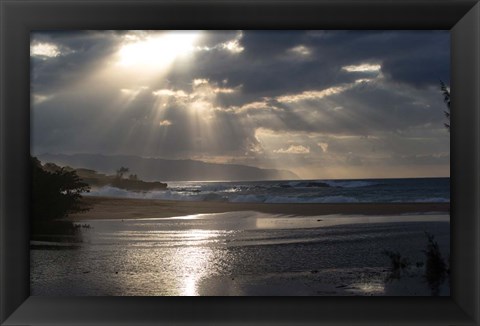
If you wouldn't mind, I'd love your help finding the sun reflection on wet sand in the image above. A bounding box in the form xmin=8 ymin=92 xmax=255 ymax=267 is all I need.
xmin=183 ymin=275 xmax=198 ymax=296
xmin=177 ymin=229 xmax=216 ymax=296
xmin=349 ymin=282 xmax=385 ymax=295
xmin=108 ymin=241 xmax=218 ymax=295
xmin=31 ymin=212 xmax=450 ymax=296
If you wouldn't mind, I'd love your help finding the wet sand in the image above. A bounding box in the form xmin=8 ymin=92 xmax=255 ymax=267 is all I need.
xmin=33 ymin=210 xmax=450 ymax=296
xmin=67 ymin=196 xmax=450 ymax=221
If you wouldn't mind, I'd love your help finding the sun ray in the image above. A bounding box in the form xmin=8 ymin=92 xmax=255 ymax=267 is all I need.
xmin=117 ymin=31 xmax=202 ymax=71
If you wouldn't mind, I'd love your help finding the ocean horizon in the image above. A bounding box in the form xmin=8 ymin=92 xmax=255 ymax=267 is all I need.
xmin=86 ymin=177 xmax=450 ymax=204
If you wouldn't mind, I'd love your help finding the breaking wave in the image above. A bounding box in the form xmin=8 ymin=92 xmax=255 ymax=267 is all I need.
xmin=86 ymin=184 xmax=449 ymax=204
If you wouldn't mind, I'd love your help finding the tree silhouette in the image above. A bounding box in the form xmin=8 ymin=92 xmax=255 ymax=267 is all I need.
xmin=128 ymin=174 xmax=138 ymax=180
xmin=116 ymin=166 xmax=129 ymax=179
xmin=440 ymin=80 xmax=450 ymax=132
xmin=32 ymin=156 xmax=90 ymax=224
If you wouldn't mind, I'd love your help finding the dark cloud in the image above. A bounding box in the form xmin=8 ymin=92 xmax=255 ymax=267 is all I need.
xmin=30 ymin=30 xmax=450 ymax=177
xmin=159 ymin=30 xmax=449 ymax=106
xmin=31 ymin=31 xmax=122 ymax=94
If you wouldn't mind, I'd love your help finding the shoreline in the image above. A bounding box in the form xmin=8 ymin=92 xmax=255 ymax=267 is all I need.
xmin=67 ymin=196 xmax=450 ymax=221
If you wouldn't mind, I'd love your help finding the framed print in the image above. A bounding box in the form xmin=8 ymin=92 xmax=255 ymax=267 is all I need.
xmin=1 ymin=0 xmax=479 ymax=325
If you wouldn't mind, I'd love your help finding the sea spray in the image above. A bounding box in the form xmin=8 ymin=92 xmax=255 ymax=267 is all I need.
xmin=86 ymin=177 xmax=450 ymax=204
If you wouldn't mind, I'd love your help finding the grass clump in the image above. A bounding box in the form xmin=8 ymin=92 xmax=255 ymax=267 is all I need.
xmin=383 ymin=250 xmax=410 ymax=280
xmin=423 ymin=232 xmax=447 ymax=295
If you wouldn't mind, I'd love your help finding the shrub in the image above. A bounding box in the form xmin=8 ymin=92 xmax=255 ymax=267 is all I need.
xmin=383 ymin=250 xmax=410 ymax=280
xmin=423 ymin=232 xmax=447 ymax=295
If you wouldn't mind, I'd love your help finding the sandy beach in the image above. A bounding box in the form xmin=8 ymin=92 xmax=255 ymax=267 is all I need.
xmin=68 ymin=196 xmax=450 ymax=221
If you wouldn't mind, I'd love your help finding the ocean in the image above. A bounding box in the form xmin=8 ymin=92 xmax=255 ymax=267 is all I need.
xmin=87 ymin=177 xmax=450 ymax=204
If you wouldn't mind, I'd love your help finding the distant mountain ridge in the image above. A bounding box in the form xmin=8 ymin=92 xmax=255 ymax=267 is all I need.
xmin=37 ymin=153 xmax=299 ymax=182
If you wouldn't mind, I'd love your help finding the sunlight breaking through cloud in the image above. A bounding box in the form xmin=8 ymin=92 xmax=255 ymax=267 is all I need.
xmin=274 ymin=145 xmax=310 ymax=154
xmin=117 ymin=31 xmax=202 ymax=69
xmin=30 ymin=30 xmax=450 ymax=179
xmin=342 ymin=63 xmax=381 ymax=72
xmin=159 ymin=120 xmax=173 ymax=126
xmin=152 ymin=89 xmax=189 ymax=98
xmin=221 ymin=39 xmax=244 ymax=53
xmin=288 ymin=45 xmax=312 ymax=56
xmin=276 ymin=85 xmax=347 ymax=103
xmin=195 ymin=31 xmax=245 ymax=54
xmin=31 ymin=42 xmax=62 ymax=58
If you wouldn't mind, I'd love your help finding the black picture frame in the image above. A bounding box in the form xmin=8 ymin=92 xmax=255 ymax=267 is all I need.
xmin=1 ymin=0 xmax=479 ymax=325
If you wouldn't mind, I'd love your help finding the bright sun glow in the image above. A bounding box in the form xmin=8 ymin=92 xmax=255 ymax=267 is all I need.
xmin=117 ymin=31 xmax=201 ymax=69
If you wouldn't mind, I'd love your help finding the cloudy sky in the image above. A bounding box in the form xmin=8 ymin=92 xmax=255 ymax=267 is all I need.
xmin=31 ymin=30 xmax=450 ymax=179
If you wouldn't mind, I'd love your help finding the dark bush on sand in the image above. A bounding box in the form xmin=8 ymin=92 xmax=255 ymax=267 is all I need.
xmin=423 ymin=232 xmax=447 ymax=295
xmin=31 ymin=156 xmax=91 ymax=235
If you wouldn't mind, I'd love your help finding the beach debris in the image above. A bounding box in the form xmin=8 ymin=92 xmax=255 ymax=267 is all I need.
xmin=310 ymin=270 xmax=319 ymax=274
